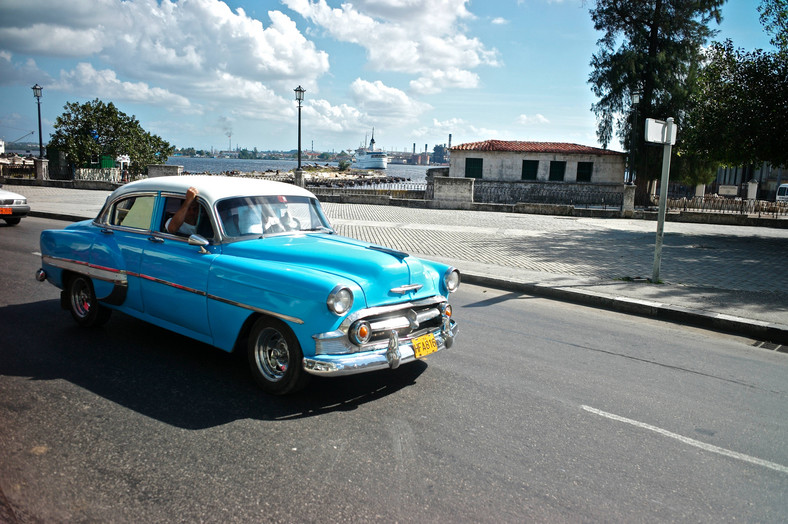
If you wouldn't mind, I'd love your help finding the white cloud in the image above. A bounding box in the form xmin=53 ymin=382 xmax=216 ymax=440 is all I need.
xmin=517 ymin=113 xmax=550 ymax=125
xmin=410 ymin=68 xmax=480 ymax=95
xmin=350 ymin=78 xmax=431 ymax=124
xmin=54 ymin=63 xmax=193 ymax=110
xmin=303 ymin=99 xmax=364 ymax=133
xmin=283 ymin=0 xmax=498 ymax=94
xmin=492 ymin=17 xmax=508 ymax=25
xmin=0 ymin=0 xmax=330 ymax=99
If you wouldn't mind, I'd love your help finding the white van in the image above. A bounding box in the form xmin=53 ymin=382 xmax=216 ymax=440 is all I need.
xmin=777 ymin=184 xmax=788 ymax=202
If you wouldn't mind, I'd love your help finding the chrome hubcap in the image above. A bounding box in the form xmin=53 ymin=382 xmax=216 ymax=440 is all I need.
xmin=253 ymin=328 xmax=289 ymax=382
xmin=71 ymin=280 xmax=91 ymax=318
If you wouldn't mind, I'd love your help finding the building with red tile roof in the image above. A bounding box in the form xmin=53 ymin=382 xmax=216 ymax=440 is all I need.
xmin=449 ymin=140 xmax=625 ymax=185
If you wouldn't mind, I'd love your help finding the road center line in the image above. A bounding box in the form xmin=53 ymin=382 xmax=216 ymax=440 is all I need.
xmin=581 ymin=405 xmax=788 ymax=474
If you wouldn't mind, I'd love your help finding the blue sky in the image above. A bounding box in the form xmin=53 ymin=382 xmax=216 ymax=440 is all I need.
xmin=0 ymin=0 xmax=774 ymax=155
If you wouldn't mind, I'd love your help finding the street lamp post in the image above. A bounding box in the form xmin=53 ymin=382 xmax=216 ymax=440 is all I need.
xmin=628 ymin=90 xmax=641 ymax=184
xmin=32 ymin=84 xmax=44 ymax=158
xmin=294 ymin=85 xmax=305 ymax=187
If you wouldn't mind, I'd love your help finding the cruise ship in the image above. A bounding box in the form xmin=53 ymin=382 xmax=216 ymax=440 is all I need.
xmin=351 ymin=130 xmax=388 ymax=170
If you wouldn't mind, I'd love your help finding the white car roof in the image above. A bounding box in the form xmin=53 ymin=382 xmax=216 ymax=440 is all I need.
xmin=110 ymin=175 xmax=317 ymax=203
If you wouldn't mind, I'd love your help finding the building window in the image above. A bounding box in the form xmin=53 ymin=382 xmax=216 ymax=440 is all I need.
xmin=576 ymin=162 xmax=593 ymax=182
xmin=522 ymin=160 xmax=539 ymax=180
xmin=465 ymin=158 xmax=483 ymax=179
xmin=549 ymin=161 xmax=566 ymax=181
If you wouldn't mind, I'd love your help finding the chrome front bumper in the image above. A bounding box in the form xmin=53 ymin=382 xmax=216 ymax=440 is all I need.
xmin=303 ymin=320 xmax=458 ymax=376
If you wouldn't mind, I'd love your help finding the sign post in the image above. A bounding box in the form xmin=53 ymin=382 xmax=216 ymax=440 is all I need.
xmin=645 ymin=117 xmax=677 ymax=283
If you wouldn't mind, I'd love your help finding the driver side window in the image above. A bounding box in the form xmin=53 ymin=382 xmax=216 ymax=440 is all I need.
xmin=161 ymin=196 xmax=216 ymax=240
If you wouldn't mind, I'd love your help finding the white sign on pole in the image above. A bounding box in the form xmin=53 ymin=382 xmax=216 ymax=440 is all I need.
xmin=645 ymin=118 xmax=677 ymax=145
xmin=650 ymin=117 xmax=676 ymax=283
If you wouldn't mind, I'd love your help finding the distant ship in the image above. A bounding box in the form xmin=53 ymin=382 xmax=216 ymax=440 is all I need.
xmin=351 ymin=129 xmax=388 ymax=170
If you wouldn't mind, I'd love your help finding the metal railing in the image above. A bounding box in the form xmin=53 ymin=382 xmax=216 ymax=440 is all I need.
xmin=661 ymin=196 xmax=788 ymax=218
xmin=308 ymin=180 xmax=427 ymax=199
xmin=1 ymin=165 xmax=36 ymax=178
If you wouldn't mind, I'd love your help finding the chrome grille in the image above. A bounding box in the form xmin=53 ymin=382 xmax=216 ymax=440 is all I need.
xmin=365 ymin=305 xmax=442 ymax=342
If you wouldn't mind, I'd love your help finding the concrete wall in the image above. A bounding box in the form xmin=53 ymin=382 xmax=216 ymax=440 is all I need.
xmin=147 ymin=164 xmax=182 ymax=177
xmin=449 ymin=150 xmax=625 ymax=184
xmin=433 ymin=176 xmax=474 ymax=203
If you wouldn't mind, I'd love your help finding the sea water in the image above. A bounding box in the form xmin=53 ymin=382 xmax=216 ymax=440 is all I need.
xmin=166 ymin=157 xmax=430 ymax=183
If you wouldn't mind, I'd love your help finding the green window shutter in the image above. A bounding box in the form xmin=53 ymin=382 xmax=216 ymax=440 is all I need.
xmin=577 ymin=162 xmax=593 ymax=182
xmin=465 ymin=158 xmax=483 ymax=179
xmin=549 ymin=161 xmax=566 ymax=181
xmin=522 ymin=160 xmax=538 ymax=180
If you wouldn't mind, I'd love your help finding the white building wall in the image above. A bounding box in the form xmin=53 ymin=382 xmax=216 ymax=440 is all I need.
xmin=449 ymin=150 xmax=625 ymax=184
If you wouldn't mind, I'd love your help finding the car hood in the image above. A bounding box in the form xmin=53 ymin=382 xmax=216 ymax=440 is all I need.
xmin=0 ymin=188 xmax=26 ymax=200
xmin=220 ymin=233 xmax=441 ymax=306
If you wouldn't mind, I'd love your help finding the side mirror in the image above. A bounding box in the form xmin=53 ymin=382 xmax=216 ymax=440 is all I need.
xmin=188 ymin=234 xmax=210 ymax=254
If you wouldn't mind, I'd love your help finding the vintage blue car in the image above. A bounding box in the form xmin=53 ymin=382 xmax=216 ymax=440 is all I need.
xmin=37 ymin=176 xmax=459 ymax=394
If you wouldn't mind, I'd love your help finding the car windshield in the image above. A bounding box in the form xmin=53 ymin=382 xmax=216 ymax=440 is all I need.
xmin=216 ymin=195 xmax=333 ymax=238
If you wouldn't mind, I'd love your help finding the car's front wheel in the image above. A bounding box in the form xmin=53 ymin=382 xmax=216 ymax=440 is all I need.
xmin=247 ymin=317 xmax=309 ymax=395
xmin=3 ymin=217 xmax=21 ymax=225
xmin=67 ymin=275 xmax=112 ymax=327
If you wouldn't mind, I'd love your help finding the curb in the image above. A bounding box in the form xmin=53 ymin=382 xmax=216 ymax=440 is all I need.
xmin=30 ymin=211 xmax=93 ymax=223
xmin=461 ymin=272 xmax=788 ymax=347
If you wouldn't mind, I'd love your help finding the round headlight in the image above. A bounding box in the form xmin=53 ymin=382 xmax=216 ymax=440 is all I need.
xmin=443 ymin=268 xmax=460 ymax=293
xmin=327 ymin=286 xmax=354 ymax=315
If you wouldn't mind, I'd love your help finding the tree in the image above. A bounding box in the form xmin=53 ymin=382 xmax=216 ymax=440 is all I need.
xmin=759 ymin=0 xmax=788 ymax=53
xmin=681 ymin=40 xmax=788 ymax=168
xmin=431 ymin=144 xmax=448 ymax=164
xmin=588 ymin=0 xmax=724 ymax=181
xmin=49 ymin=99 xmax=174 ymax=174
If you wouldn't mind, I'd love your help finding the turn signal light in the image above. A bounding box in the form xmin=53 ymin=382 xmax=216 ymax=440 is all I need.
xmin=349 ymin=320 xmax=372 ymax=345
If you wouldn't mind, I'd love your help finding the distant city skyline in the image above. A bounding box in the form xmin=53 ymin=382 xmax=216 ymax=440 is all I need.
xmin=0 ymin=0 xmax=774 ymax=155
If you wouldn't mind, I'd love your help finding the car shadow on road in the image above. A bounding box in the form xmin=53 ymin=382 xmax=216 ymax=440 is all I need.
xmin=0 ymin=300 xmax=428 ymax=429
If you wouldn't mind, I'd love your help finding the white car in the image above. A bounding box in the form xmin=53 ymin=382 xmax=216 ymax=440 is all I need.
xmin=0 ymin=185 xmax=30 ymax=225
xmin=777 ymin=184 xmax=788 ymax=203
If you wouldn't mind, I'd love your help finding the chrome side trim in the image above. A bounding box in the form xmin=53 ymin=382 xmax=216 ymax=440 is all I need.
xmin=139 ymin=274 xmax=206 ymax=296
xmin=42 ymin=255 xmax=303 ymax=325
xmin=42 ymin=255 xmax=128 ymax=286
xmin=206 ymin=293 xmax=304 ymax=325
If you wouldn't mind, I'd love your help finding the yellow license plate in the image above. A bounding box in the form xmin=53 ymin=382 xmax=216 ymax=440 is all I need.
xmin=413 ymin=333 xmax=438 ymax=359
xmin=0 ymin=208 xmax=11 ymax=215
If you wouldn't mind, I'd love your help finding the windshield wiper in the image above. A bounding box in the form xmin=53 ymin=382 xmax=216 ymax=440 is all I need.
xmin=305 ymin=226 xmax=334 ymax=233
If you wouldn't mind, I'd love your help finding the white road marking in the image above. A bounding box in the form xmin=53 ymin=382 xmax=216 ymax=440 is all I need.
xmin=582 ymin=405 xmax=788 ymax=474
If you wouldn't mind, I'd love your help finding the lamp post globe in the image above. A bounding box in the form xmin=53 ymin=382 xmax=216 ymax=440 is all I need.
xmin=32 ymin=84 xmax=44 ymax=158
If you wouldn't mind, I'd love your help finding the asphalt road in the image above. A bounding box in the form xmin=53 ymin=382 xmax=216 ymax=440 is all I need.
xmin=1 ymin=218 xmax=786 ymax=522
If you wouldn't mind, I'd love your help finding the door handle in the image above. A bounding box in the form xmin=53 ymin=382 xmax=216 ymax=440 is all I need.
xmin=148 ymin=236 xmax=164 ymax=243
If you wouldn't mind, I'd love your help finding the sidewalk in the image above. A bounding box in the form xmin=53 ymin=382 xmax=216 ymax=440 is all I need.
xmin=13 ymin=183 xmax=788 ymax=346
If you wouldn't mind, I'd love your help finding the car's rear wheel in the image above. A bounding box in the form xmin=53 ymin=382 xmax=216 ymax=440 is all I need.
xmin=247 ymin=317 xmax=309 ymax=395
xmin=68 ymin=275 xmax=112 ymax=327
xmin=3 ymin=217 xmax=21 ymax=225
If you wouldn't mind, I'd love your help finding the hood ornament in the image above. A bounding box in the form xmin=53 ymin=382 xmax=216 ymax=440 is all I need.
xmin=390 ymin=283 xmax=423 ymax=294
